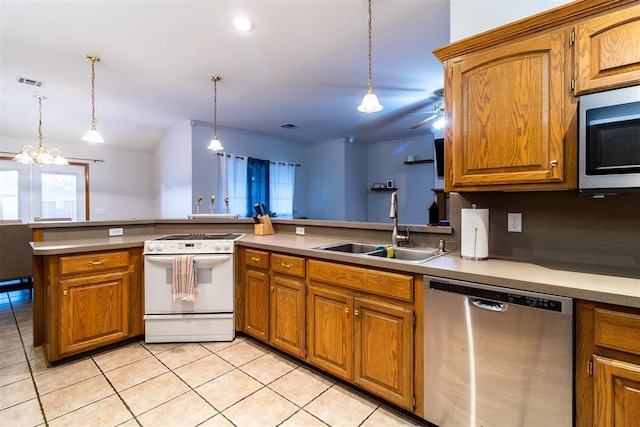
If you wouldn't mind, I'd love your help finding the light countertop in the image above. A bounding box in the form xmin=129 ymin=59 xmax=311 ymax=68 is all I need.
xmin=31 ymin=232 xmax=640 ymax=308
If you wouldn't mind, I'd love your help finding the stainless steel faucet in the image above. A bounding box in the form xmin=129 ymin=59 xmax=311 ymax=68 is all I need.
xmin=389 ymin=192 xmax=410 ymax=246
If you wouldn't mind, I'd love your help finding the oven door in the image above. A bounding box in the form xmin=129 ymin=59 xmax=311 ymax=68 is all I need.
xmin=144 ymin=254 xmax=234 ymax=314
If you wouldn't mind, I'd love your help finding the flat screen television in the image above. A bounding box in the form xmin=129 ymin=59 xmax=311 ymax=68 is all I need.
xmin=434 ymin=138 xmax=445 ymax=178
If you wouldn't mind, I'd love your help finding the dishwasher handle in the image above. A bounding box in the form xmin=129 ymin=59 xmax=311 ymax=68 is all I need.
xmin=471 ymin=298 xmax=507 ymax=312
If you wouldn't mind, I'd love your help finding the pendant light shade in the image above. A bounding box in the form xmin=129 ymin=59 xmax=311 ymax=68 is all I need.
xmin=207 ymin=75 xmax=224 ymax=151
xmin=82 ymin=54 xmax=105 ymax=143
xmin=357 ymin=0 xmax=383 ymax=113
xmin=14 ymin=95 xmax=68 ymax=166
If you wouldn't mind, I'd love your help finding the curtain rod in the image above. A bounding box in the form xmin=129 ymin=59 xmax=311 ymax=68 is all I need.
xmin=216 ymin=152 xmax=300 ymax=167
xmin=0 ymin=152 xmax=104 ymax=163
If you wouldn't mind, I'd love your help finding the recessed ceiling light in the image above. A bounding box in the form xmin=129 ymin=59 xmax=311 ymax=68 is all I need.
xmin=233 ymin=18 xmax=252 ymax=31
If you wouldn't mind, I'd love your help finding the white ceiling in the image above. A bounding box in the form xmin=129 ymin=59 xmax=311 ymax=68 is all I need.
xmin=0 ymin=0 xmax=450 ymax=152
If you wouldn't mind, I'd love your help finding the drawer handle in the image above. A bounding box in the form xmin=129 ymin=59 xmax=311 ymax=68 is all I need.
xmin=280 ymin=262 xmax=293 ymax=268
xmin=88 ymin=260 xmax=106 ymax=266
xmin=550 ymin=160 xmax=558 ymax=167
xmin=63 ymin=290 xmax=68 ymax=296
xmin=251 ymin=256 xmax=261 ymax=262
xmin=354 ymin=309 xmax=359 ymax=316
xmin=345 ymin=307 xmax=349 ymax=314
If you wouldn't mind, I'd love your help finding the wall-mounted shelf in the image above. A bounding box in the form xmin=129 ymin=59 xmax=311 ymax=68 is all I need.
xmin=369 ymin=187 xmax=397 ymax=192
xmin=404 ymin=159 xmax=434 ymax=165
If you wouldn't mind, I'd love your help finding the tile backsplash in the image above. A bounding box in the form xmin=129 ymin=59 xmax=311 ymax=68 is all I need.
xmin=449 ymin=191 xmax=640 ymax=271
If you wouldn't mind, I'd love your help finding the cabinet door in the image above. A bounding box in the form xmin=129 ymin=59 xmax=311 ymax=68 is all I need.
xmin=354 ymin=297 xmax=414 ymax=410
xmin=269 ymin=274 xmax=305 ymax=358
xmin=244 ymin=268 xmax=270 ymax=341
xmin=307 ymin=284 xmax=353 ymax=381
xmin=593 ymin=355 xmax=640 ymax=427
xmin=575 ymin=3 xmax=640 ymax=94
xmin=447 ymin=29 xmax=572 ymax=191
xmin=59 ymin=271 xmax=129 ymax=357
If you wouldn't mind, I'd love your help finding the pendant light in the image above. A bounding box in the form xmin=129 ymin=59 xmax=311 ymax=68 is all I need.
xmin=207 ymin=75 xmax=224 ymax=151
xmin=357 ymin=0 xmax=383 ymax=113
xmin=14 ymin=95 xmax=68 ymax=165
xmin=82 ymin=54 xmax=105 ymax=143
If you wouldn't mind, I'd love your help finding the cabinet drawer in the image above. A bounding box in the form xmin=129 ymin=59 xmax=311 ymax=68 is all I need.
xmin=59 ymin=251 xmax=129 ymax=275
xmin=595 ymin=308 xmax=640 ymax=355
xmin=244 ymin=249 xmax=269 ymax=270
xmin=271 ymin=253 xmax=305 ymax=277
xmin=308 ymin=259 xmax=413 ymax=302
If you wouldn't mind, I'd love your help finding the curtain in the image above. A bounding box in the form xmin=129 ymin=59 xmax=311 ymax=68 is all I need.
xmin=217 ymin=154 xmax=248 ymax=216
xmin=247 ymin=157 xmax=270 ymax=217
xmin=269 ymin=162 xmax=295 ymax=218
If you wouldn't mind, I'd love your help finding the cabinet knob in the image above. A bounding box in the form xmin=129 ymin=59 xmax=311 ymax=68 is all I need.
xmin=270 ymin=286 xmax=274 ymax=291
xmin=344 ymin=307 xmax=349 ymax=314
xmin=63 ymin=290 xmax=68 ymax=296
xmin=550 ymin=160 xmax=558 ymax=167
xmin=354 ymin=309 xmax=359 ymax=316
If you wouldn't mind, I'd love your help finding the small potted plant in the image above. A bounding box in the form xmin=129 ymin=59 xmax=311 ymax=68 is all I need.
xmin=210 ymin=195 xmax=216 ymax=214
xmin=195 ymin=195 xmax=203 ymax=213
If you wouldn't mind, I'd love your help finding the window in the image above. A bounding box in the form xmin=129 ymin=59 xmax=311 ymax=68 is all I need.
xmin=217 ymin=154 xmax=296 ymax=218
xmin=0 ymin=158 xmax=88 ymax=222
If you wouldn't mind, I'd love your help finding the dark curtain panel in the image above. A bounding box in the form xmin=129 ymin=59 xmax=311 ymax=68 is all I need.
xmin=247 ymin=157 xmax=270 ymax=216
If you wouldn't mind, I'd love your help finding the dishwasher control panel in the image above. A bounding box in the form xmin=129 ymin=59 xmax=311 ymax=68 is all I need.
xmin=429 ymin=278 xmax=569 ymax=313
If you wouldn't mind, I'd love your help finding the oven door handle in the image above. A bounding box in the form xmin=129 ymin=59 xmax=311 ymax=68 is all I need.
xmin=144 ymin=254 xmax=232 ymax=264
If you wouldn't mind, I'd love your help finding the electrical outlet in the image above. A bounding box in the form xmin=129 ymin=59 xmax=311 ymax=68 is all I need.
xmin=296 ymin=227 xmax=305 ymax=235
xmin=109 ymin=228 xmax=124 ymax=237
xmin=508 ymin=213 xmax=522 ymax=233
xmin=95 ymin=207 xmax=106 ymax=215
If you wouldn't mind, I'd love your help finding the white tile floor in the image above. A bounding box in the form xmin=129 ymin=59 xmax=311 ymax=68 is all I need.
xmin=0 ymin=290 xmax=427 ymax=426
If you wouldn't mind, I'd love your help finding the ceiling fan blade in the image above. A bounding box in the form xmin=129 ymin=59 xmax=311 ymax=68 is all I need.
xmin=410 ymin=113 xmax=439 ymax=129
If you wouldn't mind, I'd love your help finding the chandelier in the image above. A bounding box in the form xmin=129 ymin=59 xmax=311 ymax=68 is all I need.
xmin=14 ymin=95 xmax=68 ymax=165
xmin=82 ymin=54 xmax=105 ymax=143
xmin=207 ymin=75 xmax=224 ymax=151
xmin=357 ymin=0 xmax=383 ymax=113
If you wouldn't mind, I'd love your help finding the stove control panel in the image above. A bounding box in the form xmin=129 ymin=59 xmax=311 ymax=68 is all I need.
xmin=144 ymin=239 xmax=235 ymax=254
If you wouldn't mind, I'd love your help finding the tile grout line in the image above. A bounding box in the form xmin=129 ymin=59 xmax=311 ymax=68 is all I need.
xmin=9 ymin=291 xmax=49 ymax=427
xmin=90 ymin=352 xmax=143 ymax=426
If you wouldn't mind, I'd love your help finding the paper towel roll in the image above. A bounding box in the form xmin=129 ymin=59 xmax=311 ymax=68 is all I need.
xmin=460 ymin=208 xmax=489 ymax=260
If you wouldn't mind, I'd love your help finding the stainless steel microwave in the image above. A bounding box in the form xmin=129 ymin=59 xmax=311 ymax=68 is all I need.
xmin=578 ymin=85 xmax=640 ymax=195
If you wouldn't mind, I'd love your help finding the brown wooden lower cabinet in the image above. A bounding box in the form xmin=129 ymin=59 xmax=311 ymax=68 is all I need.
xmin=576 ymin=300 xmax=640 ymax=426
xmin=40 ymin=248 xmax=143 ymax=365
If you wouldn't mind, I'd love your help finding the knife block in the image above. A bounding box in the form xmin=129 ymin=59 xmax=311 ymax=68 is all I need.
xmin=254 ymin=215 xmax=274 ymax=235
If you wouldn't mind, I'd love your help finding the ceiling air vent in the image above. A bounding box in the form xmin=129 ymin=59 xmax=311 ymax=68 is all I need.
xmin=16 ymin=76 xmax=45 ymax=87
xmin=280 ymin=123 xmax=298 ymax=129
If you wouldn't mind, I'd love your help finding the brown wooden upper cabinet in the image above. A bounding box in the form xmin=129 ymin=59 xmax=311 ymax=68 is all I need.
xmin=574 ymin=3 xmax=640 ymax=95
xmin=433 ymin=0 xmax=639 ymax=193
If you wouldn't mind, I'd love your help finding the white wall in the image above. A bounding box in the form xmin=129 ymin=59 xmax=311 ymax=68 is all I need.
xmin=154 ymin=122 xmax=192 ymax=218
xmin=367 ymin=135 xmax=435 ymax=224
xmin=305 ymin=138 xmax=348 ymax=221
xmin=1 ymin=133 xmax=155 ymax=221
xmin=450 ymin=0 xmax=571 ymax=41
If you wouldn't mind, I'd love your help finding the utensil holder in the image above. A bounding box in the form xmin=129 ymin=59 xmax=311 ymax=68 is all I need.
xmin=254 ymin=215 xmax=274 ymax=235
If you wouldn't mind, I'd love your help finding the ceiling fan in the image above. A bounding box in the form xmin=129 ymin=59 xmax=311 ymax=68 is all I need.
xmin=409 ymin=88 xmax=445 ymax=130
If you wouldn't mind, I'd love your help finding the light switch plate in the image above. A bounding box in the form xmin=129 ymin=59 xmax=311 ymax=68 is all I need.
xmin=296 ymin=227 xmax=305 ymax=235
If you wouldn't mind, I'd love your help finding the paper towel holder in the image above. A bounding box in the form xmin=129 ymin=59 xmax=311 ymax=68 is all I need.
xmin=460 ymin=204 xmax=489 ymax=261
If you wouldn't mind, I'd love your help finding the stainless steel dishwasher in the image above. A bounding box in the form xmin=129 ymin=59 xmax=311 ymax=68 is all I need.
xmin=423 ymin=275 xmax=574 ymax=427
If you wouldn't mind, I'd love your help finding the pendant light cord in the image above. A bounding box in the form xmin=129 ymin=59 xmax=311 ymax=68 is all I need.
xmin=211 ymin=75 xmax=220 ymax=138
xmin=366 ymin=0 xmax=373 ymax=91
xmin=90 ymin=59 xmax=97 ymax=128
xmin=37 ymin=95 xmax=44 ymax=148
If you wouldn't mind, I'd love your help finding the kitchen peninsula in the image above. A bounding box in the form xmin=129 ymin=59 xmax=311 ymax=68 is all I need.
xmin=29 ymin=216 xmax=639 ymax=421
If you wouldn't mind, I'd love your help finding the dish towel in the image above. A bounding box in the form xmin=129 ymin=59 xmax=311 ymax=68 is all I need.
xmin=172 ymin=255 xmax=197 ymax=301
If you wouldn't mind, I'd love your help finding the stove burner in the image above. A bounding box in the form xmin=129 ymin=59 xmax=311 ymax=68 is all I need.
xmin=156 ymin=233 xmax=243 ymax=241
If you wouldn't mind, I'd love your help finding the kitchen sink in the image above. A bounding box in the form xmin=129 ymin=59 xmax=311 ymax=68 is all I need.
xmin=314 ymin=242 xmax=386 ymax=254
xmin=315 ymin=242 xmax=444 ymax=263
xmin=368 ymin=247 xmax=443 ymax=263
